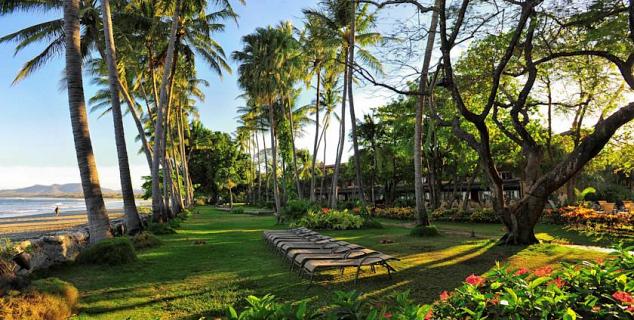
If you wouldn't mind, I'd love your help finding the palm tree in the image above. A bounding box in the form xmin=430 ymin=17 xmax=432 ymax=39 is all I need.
xmin=233 ymin=23 xmax=299 ymax=221
xmin=304 ymin=0 xmax=382 ymax=208
xmin=64 ymin=0 xmax=112 ymax=243
xmin=300 ymin=14 xmax=338 ymax=202
xmin=151 ymin=0 xmax=239 ymax=221
xmin=100 ymin=0 xmax=142 ymax=233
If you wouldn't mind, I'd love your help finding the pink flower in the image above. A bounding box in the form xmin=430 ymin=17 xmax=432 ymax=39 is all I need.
xmin=321 ymin=208 xmax=330 ymax=214
xmin=534 ymin=266 xmax=553 ymax=277
xmin=425 ymin=308 xmax=433 ymax=320
xmin=613 ymin=291 xmax=634 ymax=304
xmin=439 ymin=291 xmax=450 ymax=301
xmin=627 ymin=305 xmax=634 ymax=313
xmin=514 ymin=268 xmax=529 ymax=276
xmin=465 ymin=274 xmax=486 ymax=287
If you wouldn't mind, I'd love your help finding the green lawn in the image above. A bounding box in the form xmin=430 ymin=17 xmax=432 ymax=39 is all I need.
xmin=43 ymin=207 xmax=610 ymax=320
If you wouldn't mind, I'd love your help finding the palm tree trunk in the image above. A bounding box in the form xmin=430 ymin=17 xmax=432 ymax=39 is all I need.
xmin=284 ymin=99 xmax=303 ymax=199
xmin=64 ymin=0 xmax=111 ymax=243
xmin=414 ymin=0 xmax=439 ymax=226
xmin=152 ymin=0 xmax=180 ymax=222
xmin=177 ymin=107 xmax=191 ymax=207
xmin=310 ymin=70 xmax=321 ymax=202
xmin=117 ymin=79 xmax=153 ymax=170
xmin=319 ymin=117 xmax=329 ymax=202
xmin=330 ymin=50 xmax=349 ymax=209
xmin=255 ymin=130 xmax=262 ymax=203
xmin=347 ymin=2 xmax=366 ymax=205
xmin=100 ymin=0 xmax=142 ymax=233
xmin=268 ymin=103 xmax=282 ymax=222
xmin=261 ymin=122 xmax=270 ymax=203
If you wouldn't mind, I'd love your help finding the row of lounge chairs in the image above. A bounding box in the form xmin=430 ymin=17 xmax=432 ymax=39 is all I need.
xmin=263 ymin=227 xmax=399 ymax=284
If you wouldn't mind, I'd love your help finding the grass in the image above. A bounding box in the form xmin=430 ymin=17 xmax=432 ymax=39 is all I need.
xmin=39 ymin=207 xmax=612 ymax=320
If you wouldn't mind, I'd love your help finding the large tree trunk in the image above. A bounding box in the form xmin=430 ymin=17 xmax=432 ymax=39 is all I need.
xmin=100 ymin=0 xmax=142 ymax=234
xmin=413 ymin=0 xmax=439 ymax=225
xmin=64 ymin=0 xmax=111 ymax=243
xmin=310 ymin=71 xmax=321 ymax=202
xmin=268 ymin=103 xmax=282 ymax=222
xmin=330 ymin=50 xmax=349 ymax=209
xmin=152 ymin=0 xmax=180 ymax=222
xmin=347 ymin=1 xmax=367 ymax=205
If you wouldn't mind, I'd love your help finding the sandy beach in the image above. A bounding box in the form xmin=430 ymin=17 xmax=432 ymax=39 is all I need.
xmin=0 ymin=210 xmax=124 ymax=240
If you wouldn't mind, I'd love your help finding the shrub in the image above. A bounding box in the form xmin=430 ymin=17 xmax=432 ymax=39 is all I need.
xmin=76 ymin=238 xmax=137 ymax=265
xmin=468 ymin=207 xmax=498 ymax=223
xmin=230 ymin=207 xmax=245 ymax=215
xmin=147 ymin=222 xmax=177 ymax=235
xmin=194 ymin=196 xmax=207 ymax=206
xmin=0 ymin=278 xmax=79 ymax=320
xmin=427 ymin=247 xmax=634 ymax=319
xmin=291 ymin=209 xmax=364 ymax=230
xmin=228 ymin=249 xmax=634 ymax=320
xmin=410 ymin=225 xmax=440 ymax=237
xmin=131 ymin=232 xmax=162 ymax=250
xmin=281 ymin=199 xmax=319 ymax=220
xmin=228 ymin=290 xmax=431 ymax=320
xmin=372 ymin=207 xmax=416 ymax=220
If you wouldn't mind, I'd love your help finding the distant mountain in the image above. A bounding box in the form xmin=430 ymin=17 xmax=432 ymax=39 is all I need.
xmin=0 ymin=183 xmax=124 ymax=198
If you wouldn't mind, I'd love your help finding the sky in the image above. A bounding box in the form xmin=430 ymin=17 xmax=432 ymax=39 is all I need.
xmin=0 ymin=1 xmax=627 ymax=190
xmin=0 ymin=0 xmax=422 ymax=190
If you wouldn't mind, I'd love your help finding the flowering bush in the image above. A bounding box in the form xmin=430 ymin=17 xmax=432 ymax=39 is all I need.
xmin=228 ymin=249 xmax=633 ymax=319
xmin=431 ymin=207 xmax=498 ymax=223
xmin=428 ymin=247 xmax=634 ymax=319
xmin=542 ymin=206 xmax=634 ymax=238
xmin=291 ymin=209 xmax=364 ymax=230
xmin=372 ymin=207 xmax=416 ymax=220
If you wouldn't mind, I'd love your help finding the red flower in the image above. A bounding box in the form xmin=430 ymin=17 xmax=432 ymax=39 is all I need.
xmin=534 ymin=266 xmax=553 ymax=277
xmin=514 ymin=268 xmax=529 ymax=276
xmin=465 ymin=274 xmax=486 ymax=287
xmin=595 ymin=258 xmax=604 ymax=265
xmin=425 ymin=308 xmax=433 ymax=320
xmin=549 ymin=277 xmax=566 ymax=288
xmin=383 ymin=312 xmax=393 ymax=319
xmin=321 ymin=208 xmax=330 ymax=214
xmin=439 ymin=291 xmax=450 ymax=301
xmin=490 ymin=296 xmax=499 ymax=305
xmin=613 ymin=291 xmax=634 ymax=304
xmin=627 ymin=305 xmax=634 ymax=313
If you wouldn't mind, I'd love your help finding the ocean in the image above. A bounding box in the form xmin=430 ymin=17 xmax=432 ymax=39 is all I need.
xmin=0 ymin=197 xmax=147 ymax=218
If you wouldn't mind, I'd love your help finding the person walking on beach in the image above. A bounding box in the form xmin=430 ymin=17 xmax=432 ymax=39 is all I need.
xmin=54 ymin=206 xmax=60 ymax=217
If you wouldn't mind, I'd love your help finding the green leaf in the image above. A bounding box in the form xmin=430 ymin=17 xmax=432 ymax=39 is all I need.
xmin=563 ymin=308 xmax=577 ymax=320
xmin=529 ymin=277 xmax=550 ymax=289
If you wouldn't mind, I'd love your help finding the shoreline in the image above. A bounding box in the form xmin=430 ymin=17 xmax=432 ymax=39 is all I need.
xmin=0 ymin=209 xmax=125 ymax=241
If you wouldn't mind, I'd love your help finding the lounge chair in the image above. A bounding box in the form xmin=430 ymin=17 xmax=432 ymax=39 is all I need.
xmin=300 ymin=253 xmax=400 ymax=284
xmin=291 ymin=248 xmax=377 ymax=272
xmin=285 ymin=244 xmax=364 ymax=262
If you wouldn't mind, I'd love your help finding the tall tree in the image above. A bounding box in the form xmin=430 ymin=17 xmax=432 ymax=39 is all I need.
xmin=64 ymin=0 xmax=111 ymax=243
xmin=435 ymin=0 xmax=634 ymax=244
xmin=99 ymin=0 xmax=142 ymax=233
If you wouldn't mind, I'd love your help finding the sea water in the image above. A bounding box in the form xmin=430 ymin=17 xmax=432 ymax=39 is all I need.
xmin=0 ymin=197 xmax=146 ymax=218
